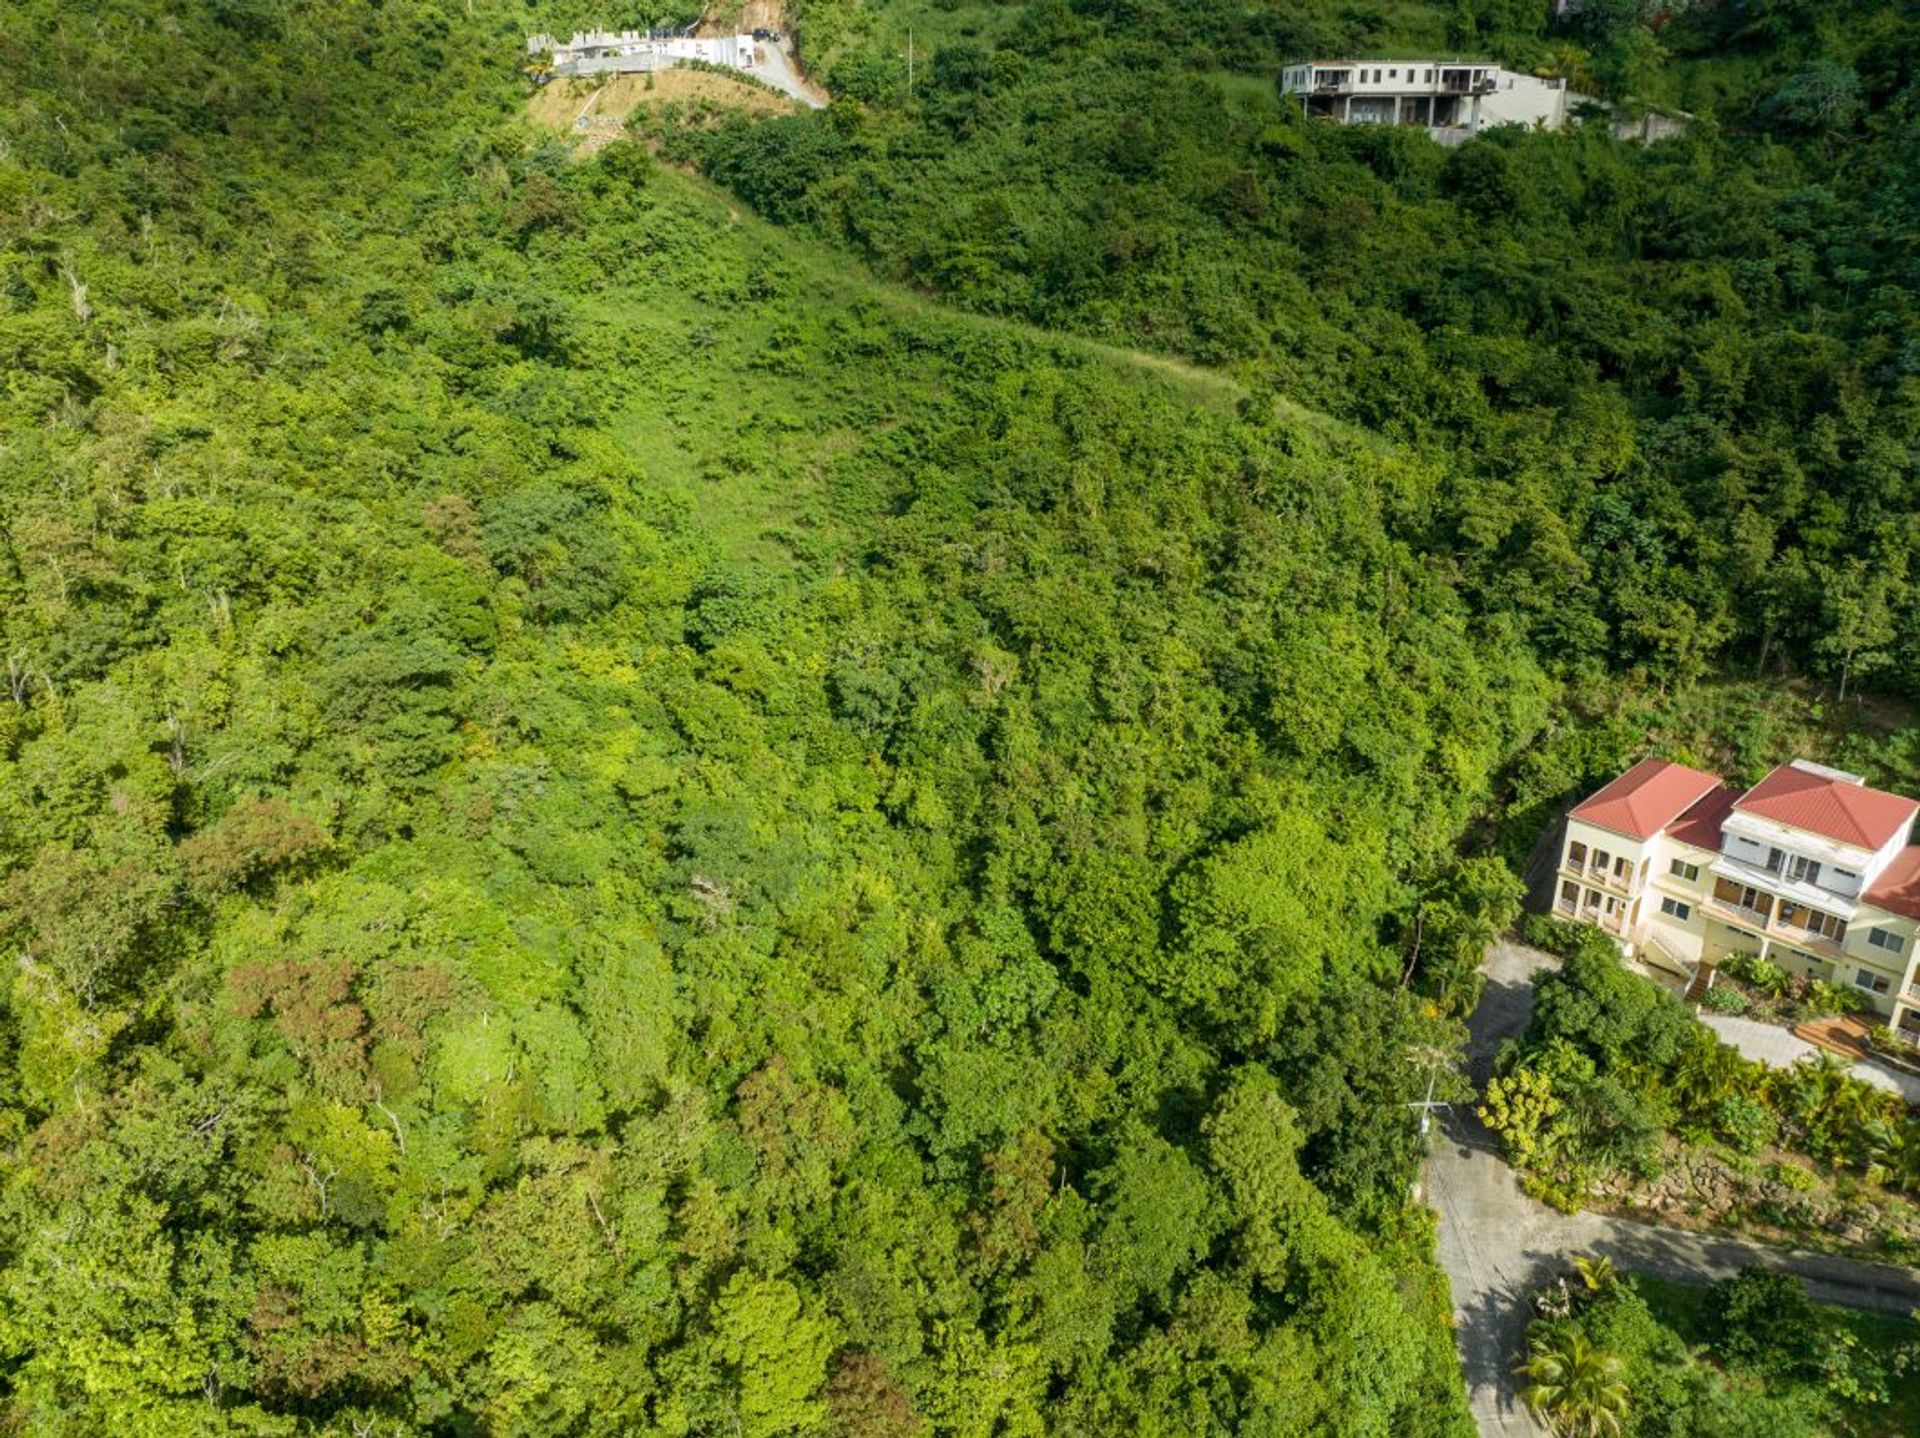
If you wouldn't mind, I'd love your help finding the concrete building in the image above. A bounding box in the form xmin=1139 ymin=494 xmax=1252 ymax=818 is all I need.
xmin=1554 ymin=757 xmax=1920 ymax=1041
xmin=528 ymin=29 xmax=759 ymax=80
xmin=1279 ymin=60 xmax=1581 ymax=140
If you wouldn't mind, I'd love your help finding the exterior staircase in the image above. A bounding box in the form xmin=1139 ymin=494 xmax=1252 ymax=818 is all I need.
xmin=1683 ymin=960 xmax=1717 ymax=1006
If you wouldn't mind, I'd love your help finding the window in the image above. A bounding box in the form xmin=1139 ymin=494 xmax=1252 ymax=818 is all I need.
xmin=1560 ymin=879 xmax=1579 ymax=907
xmin=1669 ymin=858 xmax=1699 ymax=882
xmin=1869 ymin=928 xmax=1905 ymax=955
xmin=1389 ymin=68 xmax=1398 ymax=80
xmin=1568 ymin=841 xmax=1587 ymax=868
xmin=1787 ymin=854 xmax=1821 ymax=885
xmin=1613 ymin=855 xmax=1631 ymax=879
xmin=1715 ymin=878 xmax=1771 ymax=918
xmin=1856 ymin=968 xmax=1892 ymax=996
xmin=1424 ymin=68 xmax=1433 ymax=82
xmin=1660 ymin=897 xmax=1692 ymax=921
xmin=1593 ymin=848 xmax=1612 ymax=873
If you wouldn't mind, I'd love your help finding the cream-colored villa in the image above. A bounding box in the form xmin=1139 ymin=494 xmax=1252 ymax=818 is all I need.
xmin=1557 ymin=757 xmax=1920 ymax=1039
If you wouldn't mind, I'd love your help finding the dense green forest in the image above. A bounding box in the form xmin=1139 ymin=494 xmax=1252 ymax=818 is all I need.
xmin=681 ymin=0 xmax=1920 ymax=706
xmin=3 ymin=0 xmax=1920 ymax=1432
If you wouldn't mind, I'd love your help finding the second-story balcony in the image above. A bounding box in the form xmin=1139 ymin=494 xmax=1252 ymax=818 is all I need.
xmin=1710 ymin=852 xmax=1861 ymax=922
xmin=1562 ymin=857 xmax=1635 ymax=894
xmin=1706 ymin=876 xmax=1848 ymax=957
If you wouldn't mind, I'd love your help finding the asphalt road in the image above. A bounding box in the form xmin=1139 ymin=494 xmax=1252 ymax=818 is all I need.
xmin=1424 ymin=938 xmax=1920 ymax=1437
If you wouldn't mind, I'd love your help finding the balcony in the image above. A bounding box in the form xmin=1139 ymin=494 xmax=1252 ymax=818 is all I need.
xmin=1711 ymin=853 xmax=1861 ymax=922
xmin=1563 ymin=860 xmax=1635 ymax=895
xmin=1705 ymin=880 xmax=1849 ymax=957
xmin=1560 ymin=895 xmax=1628 ymax=936
xmin=1770 ymin=919 xmax=1847 ymax=960
xmin=1705 ymin=896 xmax=1772 ymax=933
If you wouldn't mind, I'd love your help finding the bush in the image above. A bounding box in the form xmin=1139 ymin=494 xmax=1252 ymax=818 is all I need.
xmin=1700 ymin=983 xmax=1749 ymax=1015
xmin=1714 ymin=1095 xmax=1779 ymax=1156
xmin=1721 ymin=953 xmax=1789 ymax=998
xmin=1709 ymin=1268 xmax=1818 ymax=1376
xmin=1804 ymin=980 xmax=1870 ymax=1018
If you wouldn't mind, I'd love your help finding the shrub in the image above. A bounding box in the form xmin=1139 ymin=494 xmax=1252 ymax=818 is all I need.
xmin=1769 ymin=1161 xmax=1818 ymax=1192
xmin=1804 ymin=980 xmax=1870 ymax=1018
xmin=1708 ymin=1267 xmax=1817 ymax=1376
xmin=1715 ymin=1095 xmax=1779 ymax=1156
xmin=1700 ymin=983 xmax=1749 ymax=1015
xmin=1721 ymin=953 xmax=1789 ymax=997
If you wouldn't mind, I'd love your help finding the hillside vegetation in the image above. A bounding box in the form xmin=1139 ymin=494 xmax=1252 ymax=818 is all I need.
xmin=0 ymin=1 xmax=1547 ymax=1431
xmin=6 ymin=0 xmax=1920 ymax=1433
xmin=674 ymin=0 xmax=1920 ymax=716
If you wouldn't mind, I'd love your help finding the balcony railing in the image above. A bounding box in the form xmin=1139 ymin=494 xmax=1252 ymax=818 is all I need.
xmin=1565 ymin=898 xmax=1628 ymax=936
xmin=1770 ymin=921 xmax=1847 ymax=958
xmin=1705 ymin=897 xmax=1772 ymax=931
xmin=1570 ymin=867 xmax=1636 ymax=897
xmin=1704 ymin=893 xmax=1849 ymax=957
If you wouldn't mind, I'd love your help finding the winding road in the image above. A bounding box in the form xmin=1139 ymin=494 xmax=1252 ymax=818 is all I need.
xmin=1424 ymin=939 xmax=1920 ymax=1437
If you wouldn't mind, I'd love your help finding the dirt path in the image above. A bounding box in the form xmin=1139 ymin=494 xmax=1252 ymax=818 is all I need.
xmin=1425 ymin=940 xmax=1920 ymax=1437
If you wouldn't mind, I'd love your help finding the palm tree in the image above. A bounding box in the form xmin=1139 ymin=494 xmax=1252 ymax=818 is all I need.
xmin=1519 ymin=1322 xmax=1630 ymax=1437
xmin=1889 ymin=1119 xmax=1920 ymax=1194
xmin=1535 ymin=42 xmax=1597 ymax=97
xmin=1571 ymin=1254 xmax=1620 ymax=1299
xmin=1670 ymin=1036 xmax=1745 ymax=1120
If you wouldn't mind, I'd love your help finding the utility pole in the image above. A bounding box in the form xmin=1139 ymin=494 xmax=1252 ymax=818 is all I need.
xmin=1406 ymin=1066 xmax=1454 ymax=1139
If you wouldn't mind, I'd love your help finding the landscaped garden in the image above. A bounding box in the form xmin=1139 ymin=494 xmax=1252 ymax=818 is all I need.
xmin=1486 ymin=920 xmax=1920 ymax=1260
xmin=1702 ymin=952 xmax=1878 ymax=1028
xmin=1518 ymin=1258 xmax=1920 ymax=1437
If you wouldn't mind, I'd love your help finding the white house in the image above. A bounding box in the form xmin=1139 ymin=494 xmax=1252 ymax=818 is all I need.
xmin=528 ymin=30 xmax=759 ymax=80
xmin=1279 ymin=60 xmax=1582 ymax=139
xmin=1555 ymin=757 xmax=1920 ymax=1040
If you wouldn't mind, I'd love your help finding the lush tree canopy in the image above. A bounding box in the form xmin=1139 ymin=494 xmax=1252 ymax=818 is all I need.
xmin=5 ymin=0 xmax=1920 ymax=1430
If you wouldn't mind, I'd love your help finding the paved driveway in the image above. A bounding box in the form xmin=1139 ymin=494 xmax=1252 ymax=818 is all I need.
xmin=755 ymin=39 xmax=826 ymax=108
xmin=1424 ymin=939 xmax=1920 ymax=1437
xmin=1702 ymin=1012 xmax=1920 ymax=1102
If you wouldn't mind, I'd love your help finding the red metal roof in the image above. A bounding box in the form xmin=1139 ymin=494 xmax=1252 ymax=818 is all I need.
xmin=1667 ymin=783 xmax=1740 ymax=852
xmin=1865 ymin=846 xmax=1920 ymax=921
xmin=1733 ymin=763 xmax=1918 ymax=851
xmin=1569 ymin=758 xmax=1725 ymax=842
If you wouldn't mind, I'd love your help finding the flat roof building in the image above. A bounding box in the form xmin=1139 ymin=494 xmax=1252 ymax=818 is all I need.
xmin=1279 ymin=60 xmax=1581 ymax=141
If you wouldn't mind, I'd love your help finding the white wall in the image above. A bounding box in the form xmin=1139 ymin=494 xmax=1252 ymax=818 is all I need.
xmin=1476 ymin=75 xmax=1567 ymax=130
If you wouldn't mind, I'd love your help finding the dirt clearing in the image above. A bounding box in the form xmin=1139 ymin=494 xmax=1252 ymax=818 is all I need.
xmin=526 ymin=69 xmax=800 ymax=154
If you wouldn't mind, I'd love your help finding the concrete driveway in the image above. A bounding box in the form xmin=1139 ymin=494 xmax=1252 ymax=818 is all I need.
xmin=1702 ymin=1012 xmax=1920 ymax=1103
xmin=755 ymin=39 xmax=826 ymax=108
xmin=1424 ymin=939 xmax=1920 ymax=1437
